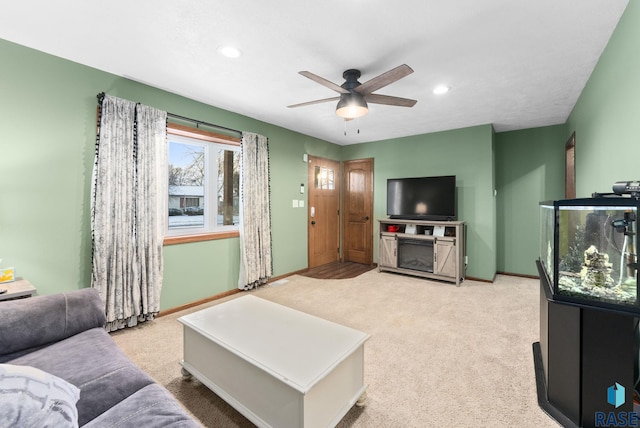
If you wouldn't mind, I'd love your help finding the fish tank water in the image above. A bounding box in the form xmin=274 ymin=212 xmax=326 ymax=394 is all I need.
xmin=539 ymin=197 xmax=639 ymax=311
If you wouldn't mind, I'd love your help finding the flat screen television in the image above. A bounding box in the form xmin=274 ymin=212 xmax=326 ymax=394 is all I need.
xmin=387 ymin=175 xmax=456 ymax=221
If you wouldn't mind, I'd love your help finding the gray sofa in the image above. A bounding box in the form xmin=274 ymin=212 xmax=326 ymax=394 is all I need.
xmin=0 ymin=288 xmax=202 ymax=427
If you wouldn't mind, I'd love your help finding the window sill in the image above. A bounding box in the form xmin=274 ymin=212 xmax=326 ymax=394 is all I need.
xmin=164 ymin=230 xmax=239 ymax=246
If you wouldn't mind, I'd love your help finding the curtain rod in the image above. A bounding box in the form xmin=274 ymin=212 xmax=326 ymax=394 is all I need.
xmin=96 ymin=92 xmax=242 ymax=137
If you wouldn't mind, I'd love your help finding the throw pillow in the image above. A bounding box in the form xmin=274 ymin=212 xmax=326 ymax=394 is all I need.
xmin=0 ymin=363 xmax=80 ymax=428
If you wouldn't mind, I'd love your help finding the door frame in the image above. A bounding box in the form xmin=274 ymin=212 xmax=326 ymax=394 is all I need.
xmin=341 ymin=158 xmax=375 ymax=265
xmin=565 ymin=132 xmax=576 ymax=199
xmin=563 ymin=133 xmax=578 ymax=262
xmin=307 ymin=156 xmax=341 ymax=269
xmin=306 ymin=156 xmax=375 ymax=267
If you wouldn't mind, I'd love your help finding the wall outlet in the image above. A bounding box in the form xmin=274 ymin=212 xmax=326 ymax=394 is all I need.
xmin=299 ymin=200 xmax=305 ymax=208
xmin=292 ymin=200 xmax=299 ymax=208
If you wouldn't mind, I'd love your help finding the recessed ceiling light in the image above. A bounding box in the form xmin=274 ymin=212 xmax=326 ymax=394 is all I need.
xmin=433 ymin=85 xmax=451 ymax=95
xmin=218 ymin=46 xmax=242 ymax=59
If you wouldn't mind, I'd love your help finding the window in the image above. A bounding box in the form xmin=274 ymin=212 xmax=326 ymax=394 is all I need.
xmin=314 ymin=165 xmax=335 ymax=190
xmin=166 ymin=124 xmax=241 ymax=240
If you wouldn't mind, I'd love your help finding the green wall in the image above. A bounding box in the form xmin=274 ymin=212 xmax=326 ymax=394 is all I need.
xmin=494 ymin=125 xmax=566 ymax=276
xmin=493 ymin=1 xmax=638 ymax=276
xmin=0 ymin=38 xmax=340 ymax=309
xmin=1 ymin=0 xmax=637 ymax=308
xmin=567 ymin=0 xmax=639 ymax=196
xmin=341 ymin=125 xmax=497 ymax=281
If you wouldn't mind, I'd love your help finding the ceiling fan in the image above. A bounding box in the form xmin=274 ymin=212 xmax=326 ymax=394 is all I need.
xmin=287 ymin=64 xmax=417 ymax=119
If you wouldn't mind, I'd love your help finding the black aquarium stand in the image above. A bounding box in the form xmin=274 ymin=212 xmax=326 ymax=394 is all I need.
xmin=534 ymin=261 xmax=637 ymax=428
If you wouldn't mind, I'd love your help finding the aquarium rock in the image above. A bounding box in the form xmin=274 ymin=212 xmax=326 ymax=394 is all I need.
xmin=581 ymin=245 xmax=614 ymax=288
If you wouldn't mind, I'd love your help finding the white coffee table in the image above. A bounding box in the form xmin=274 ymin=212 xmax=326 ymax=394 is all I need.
xmin=178 ymin=295 xmax=370 ymax=428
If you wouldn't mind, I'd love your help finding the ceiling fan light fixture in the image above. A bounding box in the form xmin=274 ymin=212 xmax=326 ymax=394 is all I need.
xmin=336 ymin=93 xmax=368 ymax=118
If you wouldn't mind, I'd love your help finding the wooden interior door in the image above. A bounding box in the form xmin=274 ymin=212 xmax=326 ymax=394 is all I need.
xmin=308 ymin=156 xmax=340 ymax=268
xmin=342 ymin=158 xmax=374 ymax=264
xmin=565 ymin=132 xmax=576 ymax=199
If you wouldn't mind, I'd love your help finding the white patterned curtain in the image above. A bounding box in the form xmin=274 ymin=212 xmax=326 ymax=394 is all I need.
xmin=92 ymin=95 xmax=167 ymax=331
xmin=238 ymin=132 xmax=272 ymax=290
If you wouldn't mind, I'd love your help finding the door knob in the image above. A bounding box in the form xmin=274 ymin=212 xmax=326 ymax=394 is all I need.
xmin=363 ymin=216 xmax=370 ymax=220
xmin=311 ymin=220 xmax=316 ymax=225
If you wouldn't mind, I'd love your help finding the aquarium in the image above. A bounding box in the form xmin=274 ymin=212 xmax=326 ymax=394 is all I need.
xmin=539 ymin=203 xmax=555 ymax=286
xmin=539 ymin=197 xmax=639 ymax=312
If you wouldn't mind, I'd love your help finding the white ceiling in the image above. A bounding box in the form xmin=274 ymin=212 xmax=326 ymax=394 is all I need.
xmin=0 ymin=0 xmax=629 ymax=145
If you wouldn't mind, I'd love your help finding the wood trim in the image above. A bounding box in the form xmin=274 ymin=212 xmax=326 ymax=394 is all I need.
xmin=158 ymin=288 xmax=241 ymax=317
xmin=167 ymin=122 xmax=241 ymax=145
xmin=466 ymin=272 xmax=540 ymax=283
xmin=158 ymin=269 xmax=307 ymax=316
xmin=342 ymin=158 xmax=374 ymax=265
xmin=165 ymin=122 xmax=240 ymax=246
xmin=565 ymin=132 xmax=576 ymax=199
xmin=164 ymin=230 xmax=239 ymax=246
xmin=269 ymin=268 xmax=309 ymax=282
xmin=496 ymin=271 xmax=540 ymax=280
xmin=307 ymin=156 xmax=341 ymax=268
xmin=465 ymin=275 xmax=494 ymax=283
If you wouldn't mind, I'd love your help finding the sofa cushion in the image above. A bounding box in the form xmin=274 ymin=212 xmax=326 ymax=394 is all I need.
xmin=9 ymin=327 xmax=154 ymax=426
xmin=0 ymin=363 xmax=80 ymax=428
xmin=83 ymin=383 xmax=202 ymax=428
xmin=0 ymin=288 xmax=106 ymax=362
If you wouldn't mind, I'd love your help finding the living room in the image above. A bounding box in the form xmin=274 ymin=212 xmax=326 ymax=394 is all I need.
xmin=0 ymin=1 xmax=639 ymax=425
xmin=1 ymin=2 xmax=636 ymax=310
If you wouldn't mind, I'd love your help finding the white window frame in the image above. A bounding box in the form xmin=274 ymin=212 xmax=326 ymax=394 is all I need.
xmin=166 ymin=124 xmax=240 ymax=239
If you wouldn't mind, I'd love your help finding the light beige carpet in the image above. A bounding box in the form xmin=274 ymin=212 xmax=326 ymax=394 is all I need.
xmin=111 ymin=270 xmax=559 ymax=427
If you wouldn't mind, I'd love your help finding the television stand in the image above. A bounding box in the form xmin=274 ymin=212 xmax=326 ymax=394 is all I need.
xmin=378 ymin=219 xmax=466 ymax=285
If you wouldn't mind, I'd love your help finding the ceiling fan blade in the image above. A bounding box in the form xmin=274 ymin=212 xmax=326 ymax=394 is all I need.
xmin=355 ymin=64 xmax=414 ymax=95
xmin=287 ymin=96 xmax=340 ymax=108
xmin=299 ymin=71 xmax=349 ymax=94
xmin=365 ymin=94 xmax=417 ymax=107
